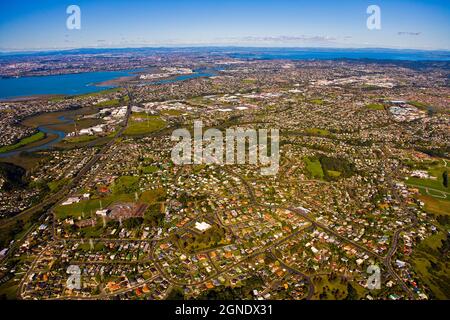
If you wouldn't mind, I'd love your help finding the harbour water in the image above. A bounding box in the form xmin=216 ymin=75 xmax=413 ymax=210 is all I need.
xmin=228 ymin=48 xmax=450 ymax=61
xmin=0 ymin=69 xmax=138 ymax=100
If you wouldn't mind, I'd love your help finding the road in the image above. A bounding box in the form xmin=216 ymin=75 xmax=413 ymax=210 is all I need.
xmin=382 ymin=223 xmax=415 ymax=299
xmin=268 ymin=250 xmax=315 ymax=300
xmin=382 ymin=176 xmax=417 ymax=299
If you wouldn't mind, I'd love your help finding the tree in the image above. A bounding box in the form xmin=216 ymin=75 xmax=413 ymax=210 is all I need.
xmin=123 ymin=217 xmax=143 ymax=229
xmin=443 ymin=171 xmax=448 ymax=188
xmin=346 ymin=283 xmax=358 ymax=300
xmin=166 ymin=287 xmax=185 ymax=300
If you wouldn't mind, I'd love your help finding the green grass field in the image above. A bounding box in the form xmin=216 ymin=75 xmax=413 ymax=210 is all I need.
xmin=0 ymin=132 xmax=45 ymax=153
xmin=54 ymin=193 xmax=135 ymax=219
xmin=418 ymin=195 xmax=450 ymax=216
xmin=408 ymin=101 xmax=428 ymax=109
xmin=55 ymin=175 xmax=139 ymax=219
xmin=160 ymin=110 xmax=183 ymax=116
xmin=327 ymin=170 xmax=342 ymax=178
xmin=94 ymin=99 xmax=120 ymax=107
xmin=366 ymin=103 xmax=385 ymax=111
xmin=406 ymin=161 xmax=449 ymax=200
xmin=407 ymin=177 xmax=448 ymax=193
xmin=309 ymin=99 xmax=324 ymax=105
xmin=0 ymin=279 xmax=19 ymax=300
xmin=48 ymin=178 xmax=70 ymax=192
xmin=412 ymin=230 xmax=450 ymax=299
xmin=139 ymin=188 xmax=166 ymax=204
xmin=142 ymin=165 xmax=159 ymax=174
xmin=77 ymin=242 xmax=106 ymax=252
xmin=111 ymin=176 xmax=140 ymax=194
xmin=312 ymin=275 xmax=367 ymax=300
xmin=304 ymin=157 xmax=324 ymax=179
xmin=123 ymin=114 xmax=166 ymax=136
xmin=304 ymin=128 xmax=331 ymax=137
xmin=77 ymin=88 xmax=122 ymax=99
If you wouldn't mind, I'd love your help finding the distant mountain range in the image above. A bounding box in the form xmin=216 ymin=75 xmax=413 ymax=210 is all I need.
xmin=0 ymin=47 xmax=449 ymax=61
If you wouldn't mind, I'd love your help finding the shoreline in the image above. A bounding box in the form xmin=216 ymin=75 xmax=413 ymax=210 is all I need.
xmin=0 ymin=94 xmax=65 ymax=102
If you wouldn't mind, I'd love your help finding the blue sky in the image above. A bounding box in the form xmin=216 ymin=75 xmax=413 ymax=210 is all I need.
xmin=0 ymin=0 xmax=449 ymax=51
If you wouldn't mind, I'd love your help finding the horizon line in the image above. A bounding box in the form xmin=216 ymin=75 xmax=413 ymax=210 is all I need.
xmin=1 ymin=45 xmax=450 ymax=55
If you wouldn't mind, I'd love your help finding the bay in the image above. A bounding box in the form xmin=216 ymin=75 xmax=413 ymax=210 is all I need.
xmin=0 ymin=69 xmax=138 ymax=100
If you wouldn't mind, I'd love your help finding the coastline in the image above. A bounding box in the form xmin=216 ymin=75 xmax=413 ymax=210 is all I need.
xmin=0 ymin=94 xmax=65 ymax=103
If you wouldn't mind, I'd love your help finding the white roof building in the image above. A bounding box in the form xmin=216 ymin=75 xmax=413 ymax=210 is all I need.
xmin=61 ymin=197 xmax=80 ymax=206
xmin=195 ymin=221 xmax=212 ymax=232
xmin=96 ymin=209 xmax=109 ymax=217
